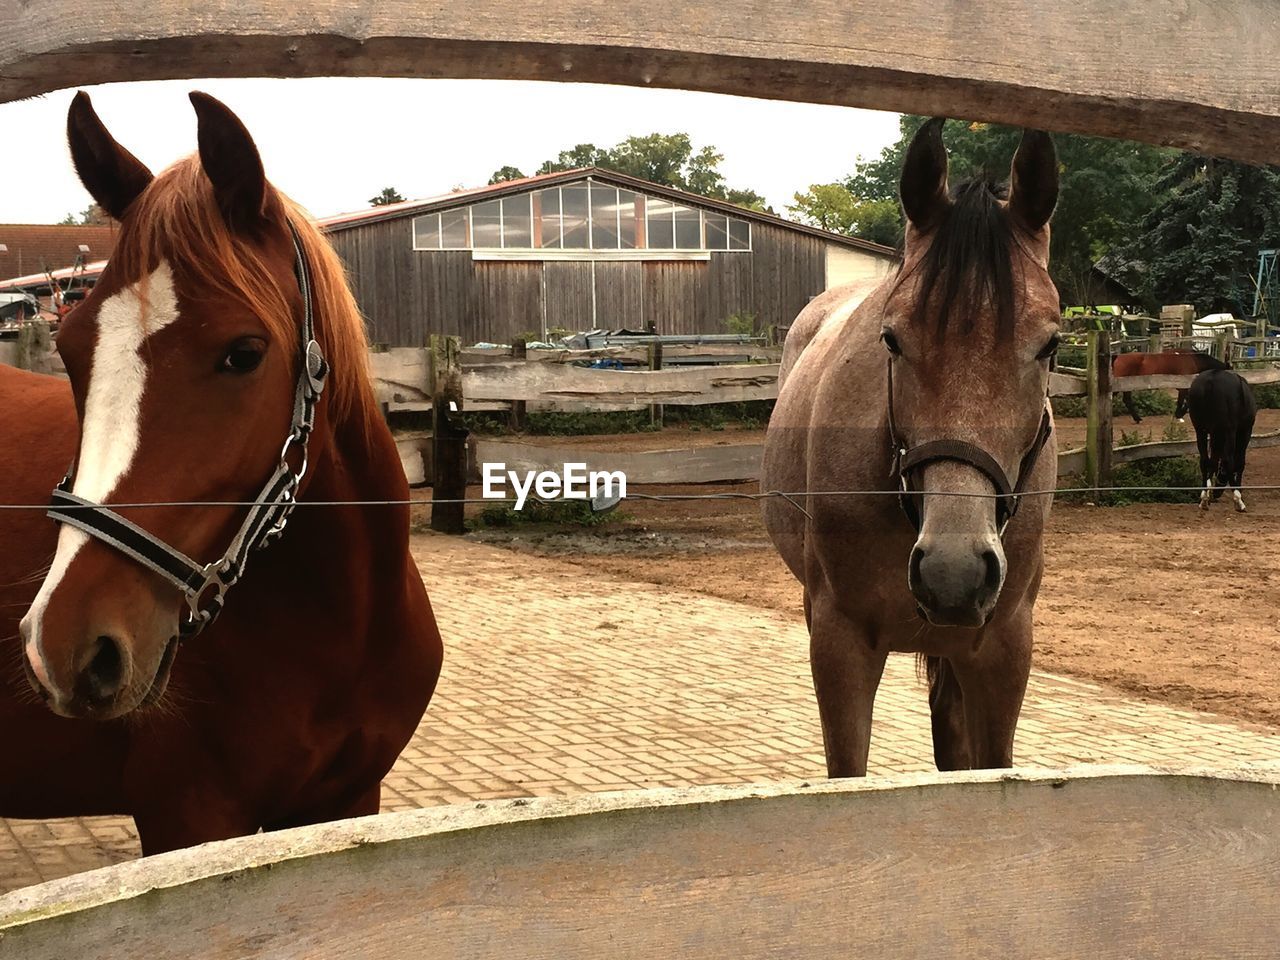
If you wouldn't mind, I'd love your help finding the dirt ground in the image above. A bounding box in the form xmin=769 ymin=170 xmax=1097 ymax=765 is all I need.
xmin=413 ymin=410 xmax=1280 ymax=730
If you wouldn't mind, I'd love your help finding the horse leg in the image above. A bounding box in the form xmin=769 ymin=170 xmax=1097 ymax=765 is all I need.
xmin=1123 ymin=392 xmax=1142 ymax=423
xmin=1232 ymin=428 xmax=1251 ymax=513
xmin=1197 ymin=430 xmax=1213 ymax=511
xmin=926 ymin=656 xmax=971 ymax=771
xmin=948 ymin=622 xmax=1032 ymax=769
xmin=807 ymin=589 xmax=887 ymax=778
xmin=1174 ymin=389 xmax=1189 ymax=421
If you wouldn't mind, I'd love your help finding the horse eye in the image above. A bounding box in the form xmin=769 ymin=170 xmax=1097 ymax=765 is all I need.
xmin=1037 ymin=334 xmax=1061 ymax=360
xmin=880 ymin=328 xmax=902 ymax=356
xmin=220 ymin=337 xmax=267 ymax=374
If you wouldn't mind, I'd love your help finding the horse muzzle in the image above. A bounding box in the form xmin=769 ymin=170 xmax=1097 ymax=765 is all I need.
xmin=908 ymin=533 xmax=1006 ymax=628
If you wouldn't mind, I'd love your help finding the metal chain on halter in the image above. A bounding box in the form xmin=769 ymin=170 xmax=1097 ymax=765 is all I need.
xmin=46 ymin=221 xmax=328 ymax=639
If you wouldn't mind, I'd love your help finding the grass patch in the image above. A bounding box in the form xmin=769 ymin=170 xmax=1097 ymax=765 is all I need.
xmin=457 ymin=401 xmax=774 ymax=437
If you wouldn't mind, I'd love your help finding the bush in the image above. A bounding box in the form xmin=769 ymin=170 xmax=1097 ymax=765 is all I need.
xmin=470 ymin=498 xmax=623 ymax=529
xmin=1254 ymin=383 xmax=1280 ymax=409
xmin=1058 ymin=456 xmax=1200 ymax=506
xmin=1051 ymin=390 xmax=1175 ymax=420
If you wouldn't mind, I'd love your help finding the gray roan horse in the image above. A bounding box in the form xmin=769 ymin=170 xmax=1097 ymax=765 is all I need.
xmin=762 ymin=119 xmax=1061 ymax=776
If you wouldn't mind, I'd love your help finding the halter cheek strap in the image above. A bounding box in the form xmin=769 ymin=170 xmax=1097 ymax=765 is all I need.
xmin=887 ymin=356 xmax=1053 ymax=536
xmin=46 ymin=221 xmax=328 ymax=639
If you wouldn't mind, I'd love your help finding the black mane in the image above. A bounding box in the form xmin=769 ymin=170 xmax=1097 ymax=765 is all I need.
xmin=905 ymin=178 xmax=1018 ymax=340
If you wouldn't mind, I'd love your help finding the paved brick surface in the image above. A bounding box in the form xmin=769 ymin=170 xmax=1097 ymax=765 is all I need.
xmin=3 ymin=536 xmax=1277 ymax=894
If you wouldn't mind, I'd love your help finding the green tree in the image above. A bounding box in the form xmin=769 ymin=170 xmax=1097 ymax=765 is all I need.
xmin=59 ymin=203 xmax=110 ymax=225
xmin=535 ymin=143 xmax=613 ymax=174
xmin=510 ymin=133 xmax=768 ymax=211
xmin=845 ymin=116 xmax=1170 ymax=304
xmin=787 ymin=184 xmax=900 ymax=245
xmin=1122 ymin=155 xmax=1280 ymax=316
xmin=488 ymin=165 xmax=526 ymax=185
xmin=369 ymin=187 xmax=406 ymax=207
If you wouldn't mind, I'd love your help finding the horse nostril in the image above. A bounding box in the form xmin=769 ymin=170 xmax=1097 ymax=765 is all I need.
xmin=981 ymin=548 xmax=1002 ymax=594
xmin=80 ymin=635 xmax=125 ymax=704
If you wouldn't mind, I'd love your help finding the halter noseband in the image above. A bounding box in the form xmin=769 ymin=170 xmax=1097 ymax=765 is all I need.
xmin=46 ymin=222 xmax=329 ymax=639
xmin=886 ymin=356 xmax=1053 ymax=536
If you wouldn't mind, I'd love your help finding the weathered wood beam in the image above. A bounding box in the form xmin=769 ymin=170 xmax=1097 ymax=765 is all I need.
xmin=5 ymin=3 xmax=1280 ymax=163
xmin=463 ymin=361 xmax=780 ymax=406
xmin=473 ymin=438 xmax=765 ymax=485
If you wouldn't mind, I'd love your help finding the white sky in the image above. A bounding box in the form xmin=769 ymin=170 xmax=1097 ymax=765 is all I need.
xmin=0 ymin=77 xmax=902 ymax=224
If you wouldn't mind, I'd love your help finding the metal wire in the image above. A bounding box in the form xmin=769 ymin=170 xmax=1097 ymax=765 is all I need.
xmin=0 ymin=485 xmax=1272 ymax=511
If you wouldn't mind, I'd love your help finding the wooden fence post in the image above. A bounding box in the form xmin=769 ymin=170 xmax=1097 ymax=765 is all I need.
xmin=647 ymin=320 xmax=664 ymax=429
xmin=509 ymin=336 xmax=528 ymax=433
xmin=1214 ymin=330 xmax=1229 ymax=363
xmin=1085 ymin=330 xmax=1113 ymax=494
xmin=15 ymin=320 xmax=52 ymax=373
xmin=429 ymin=335 xmax=468 ymax=534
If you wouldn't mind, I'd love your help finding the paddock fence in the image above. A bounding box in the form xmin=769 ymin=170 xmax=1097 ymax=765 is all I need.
xmin=8 ymin=324 xmax=1280 ymax=531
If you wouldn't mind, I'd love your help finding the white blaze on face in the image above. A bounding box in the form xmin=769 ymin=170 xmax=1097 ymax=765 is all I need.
xmin=20 ymin=262 xmax=181 ymax=691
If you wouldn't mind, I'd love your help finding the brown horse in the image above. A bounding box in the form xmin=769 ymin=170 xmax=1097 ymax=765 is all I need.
xmin=0 ymin=92 xmax=443 ymax=853
xmin=762 ymin=119 xmax=1060 ymax=776
xmin=1112 ymin=350 xmax=1229 ymax=423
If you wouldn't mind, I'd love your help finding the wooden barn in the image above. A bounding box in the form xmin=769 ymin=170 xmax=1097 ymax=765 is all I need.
xmin=320 ymin=168 xmax=896 ymax=346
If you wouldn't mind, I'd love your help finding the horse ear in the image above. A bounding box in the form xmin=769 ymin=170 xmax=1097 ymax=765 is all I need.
xmin=189 ymin=91 xmax=268 ymax=233
xmin=1008 ymin=129 xmax=1058 ymax=232
xmin=899 ymin=117 xmax=950 ymax=231
xmin=66 ymin=91 xmax=154 ymax=221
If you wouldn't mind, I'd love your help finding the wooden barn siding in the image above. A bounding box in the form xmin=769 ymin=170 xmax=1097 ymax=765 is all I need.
xmin=327 ymin=215 xmax=831 ymax=345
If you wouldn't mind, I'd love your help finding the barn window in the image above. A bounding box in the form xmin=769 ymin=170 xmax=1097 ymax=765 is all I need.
xmin=472 ymin=200 xmax=502 ymax=248
xmin=440 ymin=209 xmax=470 ymax=248
xmin=646 ymin=198 xmax=676 ymax=249
xmin=412 ymin=213 xmax=441 ymax=249
xmin=537 ymin=188 xmax=562 ymax=248
xmin=674 ymin=205 xmax=701 ymax=249
xmin=591 ymin=185 xmax=621 ymax=249
xmin=704 ymin=213 xmax=729 ymax=250
xmin=414 ymin=180 xmax=751 ymax=255
xmin=619 ymin=190 xmax=640 ymax=249
xmin=560 ymin=185 xmax=591 ymax=248
xmin=502 ymin=196 xmax=532 ymax=248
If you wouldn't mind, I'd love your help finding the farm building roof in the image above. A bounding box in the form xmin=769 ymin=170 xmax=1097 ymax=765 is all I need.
xmin=317 ymin=168 xmax=899 ymax=258
xmin=0 ymin=224 xmax=117 ymax=279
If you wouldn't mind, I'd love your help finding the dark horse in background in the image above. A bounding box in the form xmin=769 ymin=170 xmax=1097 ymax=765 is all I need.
xmin=1113 ymin=350 xmax=1229 ymax=423
xmin=1188 ymin=368 xmax=1257 ymax=513
xmin=0 ymin=92 xmax=443 ymax=853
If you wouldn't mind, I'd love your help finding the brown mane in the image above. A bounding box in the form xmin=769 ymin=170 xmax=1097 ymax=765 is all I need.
xmin=105 ymin=156 xmax=377 ymax=430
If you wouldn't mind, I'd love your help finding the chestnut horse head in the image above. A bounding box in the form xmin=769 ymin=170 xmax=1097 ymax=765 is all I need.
xmin=884 ymin=119 xmax=1062 ymax=626
xmin=19 ymin=91 xmax=376 ymax=719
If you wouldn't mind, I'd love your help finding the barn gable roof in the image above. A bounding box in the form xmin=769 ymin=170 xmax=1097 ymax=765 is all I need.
xmin=317 ymin=168 xmax=897 ymax=258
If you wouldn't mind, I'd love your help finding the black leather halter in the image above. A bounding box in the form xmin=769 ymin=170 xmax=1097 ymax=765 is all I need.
xmin=886 ymin=356 xmax=1053 ymax=535
xmin=46 ymin=222 xmax=329 ymax=639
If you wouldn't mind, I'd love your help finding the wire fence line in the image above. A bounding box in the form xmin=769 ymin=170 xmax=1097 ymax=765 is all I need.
xmin=0 ymin=484 xmax=1272 ymax=512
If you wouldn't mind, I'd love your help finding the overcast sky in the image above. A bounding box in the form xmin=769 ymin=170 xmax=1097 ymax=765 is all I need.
xmin=1 ymin=77 xmax=902 ymax=224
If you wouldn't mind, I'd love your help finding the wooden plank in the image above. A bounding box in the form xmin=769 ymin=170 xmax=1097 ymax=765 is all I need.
xmin=369 ymin=347 xmax=431 ymax=406
xmin=1049 ymin=371 xmax=1087 ymax=397
xmin=7 ymin=4 xmax=1280 ymax=163
xmin=3 ymin=769 xmax=1278 ymax=959
xmin=1056 ymin=429 xmax=1280 ymax=477
xmin=472 ymin=439 xmax=764 ymax=484
xmin=462 ymin=361 xmax=780 ymax=405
